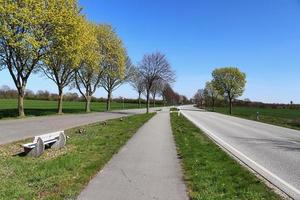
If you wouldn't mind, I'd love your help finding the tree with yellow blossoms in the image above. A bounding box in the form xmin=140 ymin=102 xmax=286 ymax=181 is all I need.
xmin=41 ymin=0 xmax=84 ymax=114
xmin=74 ymin=22 xmax=102 ymax=113
xmin=0 ymin=0 xmax=52 ymax=117
xmin=97 ymin=25 xmax=127 ymax=111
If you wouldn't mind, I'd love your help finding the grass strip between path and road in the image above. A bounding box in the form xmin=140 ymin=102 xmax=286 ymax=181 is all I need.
xmin=170 ymin=112 xmax=282 ymax=200
xmin=0 ymin=113 xmax=154 ymax=200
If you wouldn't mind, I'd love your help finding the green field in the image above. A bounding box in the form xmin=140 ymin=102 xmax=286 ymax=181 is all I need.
xmin=170 ymin=113 xmax=281 ymax=200
xmin=0 ymin=99 xmax=152 ymax=119
xmin=212 ymin=106 xmax=300 ymax=130
xmin=0 ymin=113 xmax=154 ymax=199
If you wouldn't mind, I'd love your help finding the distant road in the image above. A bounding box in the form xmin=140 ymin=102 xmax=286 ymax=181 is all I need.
xmin=180 ymin=106 xmax=300 ymax=199
xmin=179 ymin=105 xmax=300 ymax=199
xmin=0 ymin=107 xmax=163 ymax=145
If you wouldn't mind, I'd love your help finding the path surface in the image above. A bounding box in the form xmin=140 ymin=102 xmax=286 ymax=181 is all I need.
xmin=78 ymin=110 xmax=188 ymax=200
xmin=180 ymin=105 xmax=300 ymax=200
xmin=0 ymin=107 xmax=163 ymax=145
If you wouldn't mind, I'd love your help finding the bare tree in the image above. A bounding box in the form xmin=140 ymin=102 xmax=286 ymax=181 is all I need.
xmin=130 ymin=67 xmax=145 ymax=108
xmin=204 ymin=81 xmax=219 ymax=111
xmin=194 ymin=89 xmax=205 ymax=108
xmin=139 ymin=52 xmax=175 ymax=113
xmin=150 ymin=79 xmax=166 ymax=107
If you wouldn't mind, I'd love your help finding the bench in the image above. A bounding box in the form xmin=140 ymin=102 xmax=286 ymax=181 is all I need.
xmin=22 ymin=131 xmax=66 ymax=157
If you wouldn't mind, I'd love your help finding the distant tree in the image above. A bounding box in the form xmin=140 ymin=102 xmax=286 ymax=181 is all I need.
xmin=204 ymin=81 xmax=219 ymax=111
xmin=162 ymin=84 xmax=180 ymax=105
xmin=212 ymin=67 xmax=246 ymax=114
xmin=139 ymin=52 xmax=175 ymax=113
xmin=36 ymin=90 xmax=51 ymax=101
xmin=194 ymin=89 xmax=205 ymax=108
xmin=179 ymin=95 xmax=189 ymax=104
xmin=130 ymin=67 xmax=145 ymax=108
xmin=25 ymin=90 xmax=35 ymax=99
xmin=150 ymin=79 xmax=165 ymax=107
xmin=244 ymin=98 xmax=251 ymax=102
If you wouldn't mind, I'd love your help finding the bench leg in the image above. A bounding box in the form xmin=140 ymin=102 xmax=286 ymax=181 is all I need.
xmin=24 ymin=138 xmax=45 ymax=157
xmin=52 ymin=132 xmax=66 ymax=149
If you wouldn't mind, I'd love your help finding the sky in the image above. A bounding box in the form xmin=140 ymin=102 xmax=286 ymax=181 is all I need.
xmin=1 ymin=0 xmax=300 ymax=103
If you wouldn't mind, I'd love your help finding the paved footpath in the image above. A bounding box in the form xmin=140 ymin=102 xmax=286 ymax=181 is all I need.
xmin=78 ymin=111 xmax=189 ymax=200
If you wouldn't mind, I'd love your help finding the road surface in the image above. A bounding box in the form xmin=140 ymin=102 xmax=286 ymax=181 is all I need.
xmin=180 ymin=105 xmax=300 ymax=199
xmin=0 ymin=107 xmax=163 ymax=145
xmin=78 ymin=110 xmax=188 ymax=200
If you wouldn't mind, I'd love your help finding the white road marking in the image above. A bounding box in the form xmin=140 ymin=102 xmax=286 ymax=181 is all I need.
xmin=181 ymin=111 xmax=300 ymax=199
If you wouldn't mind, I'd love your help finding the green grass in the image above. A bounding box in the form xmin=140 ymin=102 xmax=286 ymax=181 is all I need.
xmin=170 ymin=113 xmax=281 ymax=200
xmin=0 ymin=113 xmax=154 ymax=200
xmin=212 ymin=106 xmax=300 ymax=130
xmin=170 ymin=107 xmax=179 ymax=111
xmin=0 ymin=99 xmax=155 ymax=119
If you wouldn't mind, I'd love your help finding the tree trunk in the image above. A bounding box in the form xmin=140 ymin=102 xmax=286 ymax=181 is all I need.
xmin=85 ymin=96 xmax=91 ymax=112
xmin=229 ymin=98 xmax=232 ymax=115
xmin=212 ymin=98 xmax=215 ymax=112
xmin=57 ymin=88 xmax=63 ymax=114
xmin=106 ymin=91 xmax=111 ymax=111
xmin=163 ymin=96 xmax=166 ymax=106
xmin=146 ymin=90 xmax=150 ymax=113
xmin=138 ymin=92 xmax=141 ymax=108
xmin=17 ymin=87 xmax=25 ymax=117
xmin=153 ymin=94 xmax=156 ymax=107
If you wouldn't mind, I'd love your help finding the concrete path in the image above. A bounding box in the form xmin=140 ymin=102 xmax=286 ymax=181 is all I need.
xmin=78 ymin=111 xmax=188 ymax=200
xmin=0 ymin=107 xmax=163 ymax=145
xmin=180 ymin=105 xmax=300 ymax=200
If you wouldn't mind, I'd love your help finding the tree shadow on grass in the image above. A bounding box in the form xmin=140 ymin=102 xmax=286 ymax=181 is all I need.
xmin=0 ymin=108 xmax=86 ymax=119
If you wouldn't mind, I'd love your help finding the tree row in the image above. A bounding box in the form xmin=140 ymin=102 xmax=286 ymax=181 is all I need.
xmin=0 ymin=0 xmax=178 ymax=116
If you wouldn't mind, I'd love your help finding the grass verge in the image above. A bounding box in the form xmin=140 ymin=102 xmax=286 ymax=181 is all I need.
xmin=212 ymin=106 xmax=300 ymax=130
xmin=170 ymin=107 xmax=179 ymax=112
xmin=0 ymin=113 xmax=154 ymax=200
xmin=170 ymin=112 xmax=282 ymax=200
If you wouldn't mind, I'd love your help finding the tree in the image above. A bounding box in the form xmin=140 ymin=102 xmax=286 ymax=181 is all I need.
xmin=212 ymin=67 xmax=246 ymax=114
xmin=101 ymin=55 xmax=133 ymax=111
xmin=194 ymin=89 xmax=205 ymax=108
xmin=97 ymin=25 xmax=127 ymax=111
xmin=130 ymin=67 xmax=145 ymax=108
xmin=74 ymin=22 xmax=101 ymax=112
xmin=41 ymin=1 xmax=84 ymax=114
xmin=150 ymin=79 xmax=165 ymax=107
xmin=204 ymin=81 xmax=219 ymax=111
xmin=139 ymin=52 xmax=175 ymax=113
xmin=0 ymin=0 xmax=53 ymax=117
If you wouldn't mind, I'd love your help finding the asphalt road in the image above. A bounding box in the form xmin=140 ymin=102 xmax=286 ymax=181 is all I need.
xmin=0 ymin=107 xmax=163 ymax=145
xmin=179 ymin=105 xmax=300 ymax=200
xmin=78 ymin=109 xmax=188 ymax=200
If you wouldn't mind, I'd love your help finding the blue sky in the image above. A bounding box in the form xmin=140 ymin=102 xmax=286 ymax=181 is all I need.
xmin=1 ymin=0 xmax=300 ymax=103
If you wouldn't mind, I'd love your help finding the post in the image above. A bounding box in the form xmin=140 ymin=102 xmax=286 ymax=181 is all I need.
xmin=122 ymin=97 xmax=125 ymax=109
xmin=256 ymin=111 xmax=260 ymax=121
